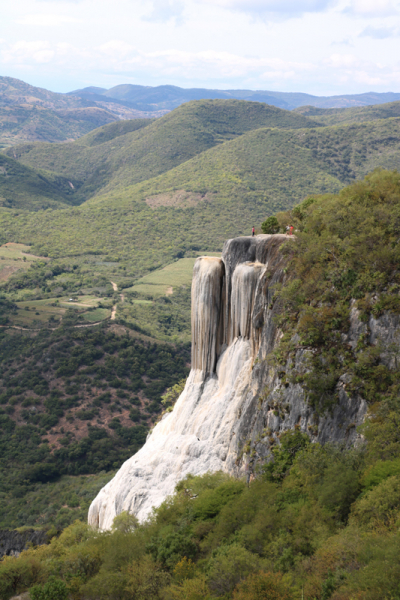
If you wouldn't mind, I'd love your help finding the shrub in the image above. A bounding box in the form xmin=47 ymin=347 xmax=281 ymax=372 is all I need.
xmin=207 ymin=543 xmax=264 ymax=595
xmin=112 ymin=510 xmax=139 ymax=533
xmin=191 ymin=479 xmax=245 ymax=521
xmin=362 ymin=458 xmax=400 ymax=492
xmin=232 ymin=571 xmax=294 ymax=600
xmin=261 ymin=216 xmax=280 ymax=234
xmin=163 ymin=574 xmax=211 ymax=600
xmin=351 ymin=475 xmax=400 ymax=529
xmin=30 ymin=577 xmax=68 ymax=600
xmin=126 ymin=555 xmax=170 ymax=600
xmin=0 ymin=555 xmax=44 ymax=600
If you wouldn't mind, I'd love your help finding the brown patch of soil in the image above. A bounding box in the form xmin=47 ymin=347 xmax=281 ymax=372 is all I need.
xmin=0 ymin=265 xmax=20 ymax=281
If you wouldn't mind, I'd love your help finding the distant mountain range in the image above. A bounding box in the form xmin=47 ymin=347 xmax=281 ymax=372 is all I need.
xmin=69 ymin=84 xmax=400 ymax=112
xmin=1 ymin=75 xmax=400 ymax=146
xmin=0 ymin=77 xmax=166 ymax=146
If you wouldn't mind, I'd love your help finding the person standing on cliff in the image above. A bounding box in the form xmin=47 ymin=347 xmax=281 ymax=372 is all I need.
xmin=252 ymin=226 xmax=255 ymax=237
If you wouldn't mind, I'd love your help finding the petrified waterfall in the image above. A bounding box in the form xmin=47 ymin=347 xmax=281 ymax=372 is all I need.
xmin=191 ymin=257 xmax=225 ymax=373
xmin=88 ymin=234 xmax=367 ymax=529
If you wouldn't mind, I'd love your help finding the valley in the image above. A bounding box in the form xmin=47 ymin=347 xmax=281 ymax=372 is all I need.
xmin=0 ymin=89 xmax=400 ymax=599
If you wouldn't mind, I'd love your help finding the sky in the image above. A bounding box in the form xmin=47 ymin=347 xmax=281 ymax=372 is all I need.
xmin=1 ymin=0 xmax=399 ymax=95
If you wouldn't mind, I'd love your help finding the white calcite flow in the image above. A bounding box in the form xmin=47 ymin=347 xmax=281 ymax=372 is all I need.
xmin=88 ymin=236 xmax=275 ymax=529
xmin=89 ymin=233 xmax=370 ymax=529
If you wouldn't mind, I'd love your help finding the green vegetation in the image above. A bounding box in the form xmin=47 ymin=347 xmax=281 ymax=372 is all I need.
xmin=0 ymin=105 xmax=118 ymax=147
xmin=0 ymin=471 xmax=116 ymax=532
xmin=129 ymin=257 xmax=198 ymax=296
xmin=5 ymin=100 xmax=318 ymax=206
xmin=296 ymin=100 xmax=400 ymax=126
xmin=269 ymin=169 xmax=400 ymax=413
xmin=0 ymin=325 xmax=189 ymax=528
xmin=0 ymin=154 xmax=79 ymax=210
xmin=0 ymin=76 xmax=151 ymax=146
xmin=1 ymin=172 xmax=400 ymax=600
xmin=1 ymin=100 xmax=400 ymax=589
xmin=1 ymin=433 xmax=399 ymax=600
xmin=0 ymin=242 xmax=47 ymax=286
xmin=1 ymin=106 xmax=399 ymax=274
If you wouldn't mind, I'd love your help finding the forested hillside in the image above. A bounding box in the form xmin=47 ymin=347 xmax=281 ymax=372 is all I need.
xmin=0 ymin=153 xmax=79 ymax=210
xmin=5 ymin=100 xmax=318 ymax=204
xmin=1 ymin=171 xmax=400 ymax=600
xmin=295 ymin=100 xmax=400 ymax=126
xmin=0 ymin=99 xmax=400 ymax=534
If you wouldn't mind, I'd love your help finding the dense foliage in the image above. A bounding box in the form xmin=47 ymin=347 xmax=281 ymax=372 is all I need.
xmin=0 ymin=326 xmax=189 ymax=528
xmin=269 ymin=169 xmax=400 ymax=413
xmin=0 ymin=432 xmax=399 ymax=600
xmin=1 ymin=171 xmax=400 ymax=599
xmin=1 ymin=111 xmax=399 ymax=280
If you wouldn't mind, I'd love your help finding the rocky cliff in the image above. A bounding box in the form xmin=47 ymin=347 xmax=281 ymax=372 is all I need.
xmin=0 ymin=529 xmax=47 ymax=557
xmin=88 ymin=234 xmax=370 ymax=529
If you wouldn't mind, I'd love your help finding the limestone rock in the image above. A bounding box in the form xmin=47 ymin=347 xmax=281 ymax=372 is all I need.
xmin=89 ymin=234 xmax=393 ymax=529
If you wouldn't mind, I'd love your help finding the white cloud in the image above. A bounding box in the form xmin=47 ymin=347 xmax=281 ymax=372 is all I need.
xmin=16 ymin=14 xmax=81 ymax=26
xmin=1 ymin=0 xmax=400 ymax=94
xmin=344 ymin=0 xmax=399 ymax=16
xmin=98 ymin=41 xmax=135 ymax=57
xmin=8 ymin=40 xmax=399 ymax=93
xmin=360 ymin=25 xmax=399 ymax=38
xmin=202 ymin=0 xmax=338 ymax=18
xmin=0 ymin=40 xmax=314 ymax=83
xmin=143 ymin=0 xmax=185 ymax=22
xmin=327 ymin=53 xmax=359 ymax=67
xmin=331 ymin=37 xmax=354 ymax=46
xmin=2 ymin=41 xmax=55 ymax=64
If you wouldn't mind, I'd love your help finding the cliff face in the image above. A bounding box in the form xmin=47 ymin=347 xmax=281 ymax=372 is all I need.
xmin=88 ymin=234 xmax=373 ymax=529
xmin=0 ymin=529 xmax=47 ymax=557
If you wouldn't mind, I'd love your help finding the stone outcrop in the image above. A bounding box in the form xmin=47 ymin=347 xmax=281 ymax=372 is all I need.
xmin=0 ymin=529 xmax=47 ymax=557
xmin=88 ymin=234 xmax=383 ymax=529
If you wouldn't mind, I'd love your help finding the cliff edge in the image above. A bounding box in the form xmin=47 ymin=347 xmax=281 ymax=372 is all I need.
xmin=88 ymin=233 xmax=377 ymax=529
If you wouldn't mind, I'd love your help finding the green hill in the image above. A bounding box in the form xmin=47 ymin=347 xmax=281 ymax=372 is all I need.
xmin=0 ymin=105 xmax=119 ymax=146
xmin=0 ymin=76 xmax=88 ymax=109
xmin=1 ymin=108 xmax=400 ymax=273
xmin=0 ymin=153 xmax=79 ymax=211
xmin=5 ymin=100 xmax=319 ymax=203
xmin=295 ymin=100 xmax=400 ymax=126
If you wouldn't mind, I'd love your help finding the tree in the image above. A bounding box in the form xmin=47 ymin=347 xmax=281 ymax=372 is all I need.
xmin=30 ymin=578 xmax=68 ymax=600
xmin=233 ymin=571 xmax=294 ymax=600
xmin=263 ymin=430 xmax=310 ymax=482
xmin=261 ymin=216 xmax=279 ymax=234
xmin=112 ymin=510 xmax=139 ymax=533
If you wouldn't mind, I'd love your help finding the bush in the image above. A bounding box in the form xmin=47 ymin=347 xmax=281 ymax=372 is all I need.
xmin=261 ymin=216 xmax=280 ymax=234
xmin=163 ymin=574 xmax=211 ymax=600
xmin=30 ymin=578 xmax=68 ymax=600
xmin=207 ymin=543 xmax=264 ymax=595
xmin=191 ymin=479 xmax=245 ymax=521
xmin=362 ymin=458 xmax=400 ymax=491
xmin=126 ymin=555 xmax=171 ymax=600
xmin=232 ymin=571 xmax=294 ymax=600
xmin=351 ymin=475 xmax=400 ymax=528
xmin=112 ymin=510 xmax=139 ymax=533
xmin=0 ymin=555 xmax=44 ymax=600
